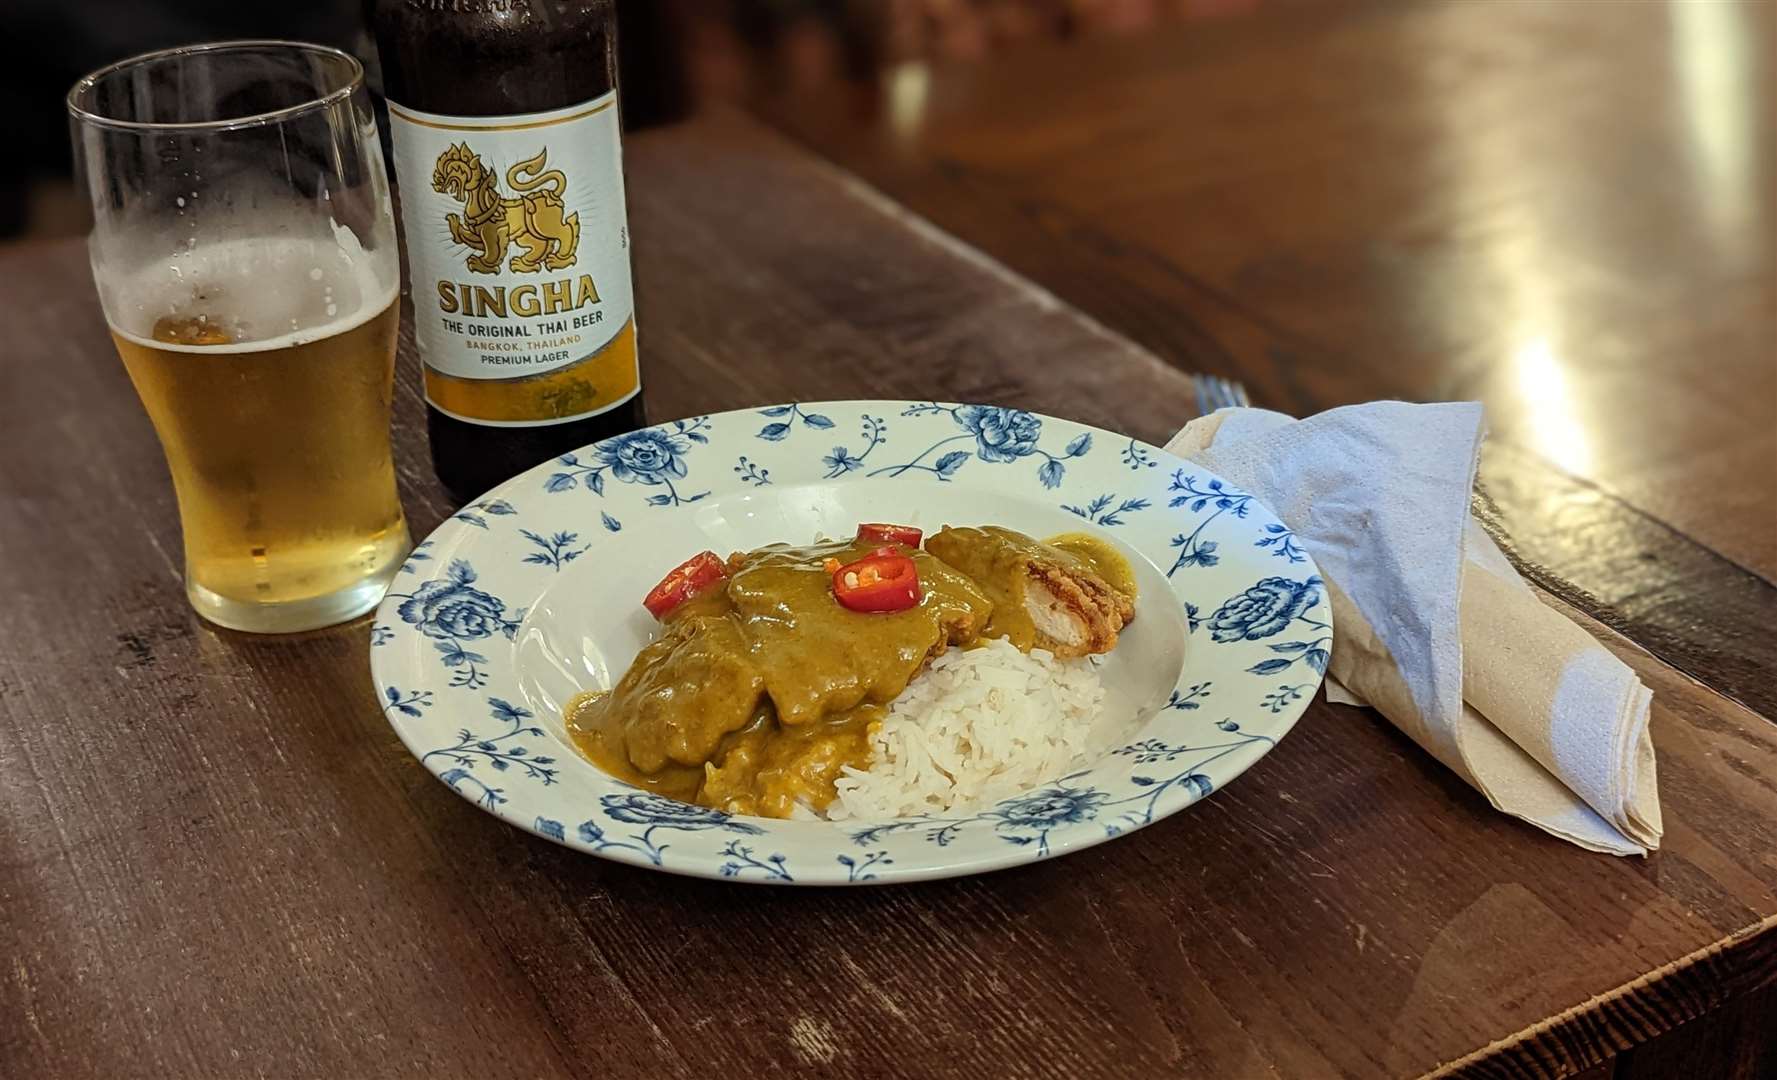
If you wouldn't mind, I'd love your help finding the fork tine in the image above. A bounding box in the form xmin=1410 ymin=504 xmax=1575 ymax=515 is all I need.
xmin=1211 ymin=376 xmax=1234 ymax=410
xmin=1203 ymin=376 xmax=1228 ymax=412
xmin=1223 ymin=376 xmax=1252 ymax=408
xmin=1195 ymin=374 xmax=1253 ymax=414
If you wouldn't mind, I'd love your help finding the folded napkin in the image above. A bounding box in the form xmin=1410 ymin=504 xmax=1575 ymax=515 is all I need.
xmin=1168 ymin=402 xmax=1661 ymax=855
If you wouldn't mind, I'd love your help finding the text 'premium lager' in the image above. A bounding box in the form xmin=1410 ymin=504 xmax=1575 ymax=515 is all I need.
xmin=366 ymin=0 xmax=644 ymax=500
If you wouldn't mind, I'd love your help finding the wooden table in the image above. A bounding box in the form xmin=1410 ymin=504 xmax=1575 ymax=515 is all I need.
xmin=2 ymin=105 xmax=1774 ymax=1079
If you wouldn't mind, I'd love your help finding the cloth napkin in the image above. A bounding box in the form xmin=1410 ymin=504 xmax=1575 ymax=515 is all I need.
xmin=1167 ymin=402 xmax=1661 ymax=855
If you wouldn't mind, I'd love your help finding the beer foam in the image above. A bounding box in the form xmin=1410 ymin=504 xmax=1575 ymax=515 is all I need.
xmin=107 ymin=227 xmax=398 ymax=354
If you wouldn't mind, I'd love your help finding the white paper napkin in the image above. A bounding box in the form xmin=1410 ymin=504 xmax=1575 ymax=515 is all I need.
xmin=1167 ymin=402 xmax=1661 ymax=855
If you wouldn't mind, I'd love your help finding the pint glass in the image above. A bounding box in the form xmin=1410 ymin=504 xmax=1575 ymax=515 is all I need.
xmin=69 ymin=42 xmax=409 ymax=633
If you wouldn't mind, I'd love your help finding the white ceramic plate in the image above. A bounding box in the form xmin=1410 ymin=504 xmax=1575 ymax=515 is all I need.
xmin=369 ymin=401 xmax=1329 ymax=884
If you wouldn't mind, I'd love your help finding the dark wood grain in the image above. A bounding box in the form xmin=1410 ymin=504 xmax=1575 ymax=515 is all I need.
xmin=2 ymin=111 xmax=1775 ymax=1080
xmin=753 ymin=0 xmax=1777 ymax=717
xmin=1611 ymin=982 xmax=1777 ymax=1080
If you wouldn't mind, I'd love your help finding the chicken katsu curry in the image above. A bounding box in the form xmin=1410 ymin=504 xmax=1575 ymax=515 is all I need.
xmin=565 ymin=523 xmax=1139 ymax=820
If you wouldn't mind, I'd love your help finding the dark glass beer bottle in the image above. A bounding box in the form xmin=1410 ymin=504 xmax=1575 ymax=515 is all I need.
xmin=365 ymin=0 xmax=645 ymax=502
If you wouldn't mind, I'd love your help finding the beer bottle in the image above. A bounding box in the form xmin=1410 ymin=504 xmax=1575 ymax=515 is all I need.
xmin=365 ymin=0 xmax=645 ymax=502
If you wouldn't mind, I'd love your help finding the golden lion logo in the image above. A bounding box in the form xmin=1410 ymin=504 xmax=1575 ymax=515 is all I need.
xmin=432 ymin=143 xmax=579 ymax=275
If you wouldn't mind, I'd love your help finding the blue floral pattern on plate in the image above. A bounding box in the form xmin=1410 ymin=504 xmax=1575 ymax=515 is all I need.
xmin=385 ymin=559 xmax=525 ymax=690
xmin=370 ymin=401 xmax=1329 ymax=885
xmin=866 ymin=402 xmax=1092 ymax=489
xmin=544 ymin=417 xmax=713 ymax=507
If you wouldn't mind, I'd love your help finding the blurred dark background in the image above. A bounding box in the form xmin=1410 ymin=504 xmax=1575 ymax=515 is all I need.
xmin=8 ymin=0 xmax=1263 ymax=243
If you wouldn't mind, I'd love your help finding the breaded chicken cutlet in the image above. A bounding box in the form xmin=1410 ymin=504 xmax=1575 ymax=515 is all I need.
xmin=924 ymin=525 xmax=1135 ymax=659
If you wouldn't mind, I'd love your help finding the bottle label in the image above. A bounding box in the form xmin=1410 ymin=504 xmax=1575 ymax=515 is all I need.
xmin=387 ymin=91 xmax=638 ymax=427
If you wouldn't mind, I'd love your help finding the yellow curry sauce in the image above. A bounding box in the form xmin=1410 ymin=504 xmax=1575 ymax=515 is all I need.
xmin=566 ymin=527 xmax=1134 ymax=818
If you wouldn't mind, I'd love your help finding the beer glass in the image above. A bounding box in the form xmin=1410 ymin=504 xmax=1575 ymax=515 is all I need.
xmin=69 ymin=42 xmax=410 ymax=633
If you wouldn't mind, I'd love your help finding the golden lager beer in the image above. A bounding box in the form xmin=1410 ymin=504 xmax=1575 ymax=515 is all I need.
xmin=70 ymin=42 xmax=411 ymax=632
xmin=107 ymin=238 xmax=408 ymax=620
xmin=367 ymin=0 xmax=646 ymax=501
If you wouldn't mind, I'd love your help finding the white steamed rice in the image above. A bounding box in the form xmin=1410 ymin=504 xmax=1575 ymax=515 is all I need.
xmin=823 ymin=638 xmax=1116 ymax=820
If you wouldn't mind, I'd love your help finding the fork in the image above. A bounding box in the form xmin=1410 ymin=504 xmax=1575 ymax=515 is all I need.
xmin=1194 ymin=374 xmax=1253 ymax=416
